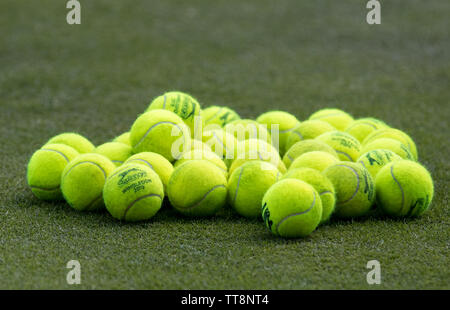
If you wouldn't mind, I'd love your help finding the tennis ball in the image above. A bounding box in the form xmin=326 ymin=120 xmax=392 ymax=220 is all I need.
xmin=289 ymin=151 xmax=339 ymax=172
xmin=130 ymin=109 xmax=191 ymax=162
xmin=309 ymin=108 xmax=354 ymax=131
xmin=174 ymin=149 xmax=228 ymax=177
xmin=27 ymin=144 xmax=80 ymax=201
xmin=362 ymin=128 xmax=418 ymax=160
xmin=113 ymin=132 xmax=131 ymax=146
xmin=124 ymin=152 xmax=174 ymax=194
xmin=228 ymin=161 xmax=280 ymax=218
xmin=188 ymin=139 xmax=213 ymax=153
xmin=45 ymin=132 xmax=95 ymax=154
xmin=361 ymin=138 xmax=414 ymax=161
xmin=285 ymin=120 xmax=336 ymax=151
xmin=344 ymin=118 xmax=388 ymax=143
xmin=282 ymin=140 xmax=338 ymax=168
xmin=202 ymin=128 xmax=238 ymax=168
xmin=262 ymin=179 xmax=322 ymax=238
xmin=282 ymin=168 xmax=335 ymax=224
xmin=229 ymin=151 xmax=287 ymax=176
xmin=357 ymin=149 xmax=402 ymax=178
xmin=168 ymin=160 xmax=227 ymax=216
xmin=256 ymin=111 xmax=300 ymax=156
xmin=316 ymin=131 xmax=361 ymax=162
xmin=324 ymin=162 xmax=375 ymax=218
xmin=224 ymin=119 xmax=271 ymax=143
xmin=61 ymin=153 xmax=116 ymax=211
xmin=202 ymin=105 xmax=240 ymax=127
xmin=375 ymin=160 xmax=433 ymax=217
xmin=95 ymin=142 xmax=133 ymax=166
xmin=103 ymin=163 xmax=164 ymax=221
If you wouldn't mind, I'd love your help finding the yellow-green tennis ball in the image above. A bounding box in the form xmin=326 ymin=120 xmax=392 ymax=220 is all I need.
xmin=324 ymin=162 xmax=375 ymax=218
xmin=361 ymin=138 xmax=414 ymax=161
xmin=344 ymin=118 xmax=388 ymax=143
xmin=262 ymin=179 xmax=322 ymax=238
xmin=283 ymin=140 xmax=338 ymax=168
xmin=147 ymin=91 xmax=202 ymax=137
xmin=130 ymin=109 xmax=191 ymax=162
xmin=357 ymin=149 xmax=402 ymax=179
xmin=95 ymin=142 xmax=133 ymax=167
xmin=174 ymin=149 xmax=228 ymax=178
xmin=281 ymin=168 xmax=335 ymax=224
xmin=27 ymin=144 xmax=80 ymax=201
xmin=124 ymin=152 xmax=174 ymax=194
xmin=224 ymin=119 xmax=271 ymax=143
xmin=256 ymin=111 xmax=300 ymax=156
xmin=375 ymin=160 xmax=434 ymax=217
xmin=228 ymin=161 xmax=280 ymax=218
xmin=103 ymin=163 xmax=164 ymax=221
xmin=168 ymin=160 xmax=227 ymax=216
xmin=289 ymin=151 xmax=339 ymax=172
xmin=362 ymin=128 xmax=418 ymax=160
xmin=202 ymin=128 xmax=238 ymax=168
xmin=113 ymin=132 xmax=131 ymax=146
xmin=229 ymin=151 xmax=287 ymax=176
xmin=61 ymin=153 xmax=116 ymax=211
xmin=286 ymin=120 xmax=336 ymax=151
xmin=45 ymin=132 xmax=95 ymax=153
xmin=316 ymin=131 xmax=361 ymax=162
xmin=202 ymin=105 xmax=240 ymax=127
xmin=309 ymin=108 xmax=354 ymax=131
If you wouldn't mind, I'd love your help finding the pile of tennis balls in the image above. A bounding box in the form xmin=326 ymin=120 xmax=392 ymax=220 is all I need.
xmin=26 ymin=91 xmax=434 ymax=238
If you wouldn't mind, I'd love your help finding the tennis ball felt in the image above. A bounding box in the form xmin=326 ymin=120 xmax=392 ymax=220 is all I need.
xmin=262 ymin=179 xmax=322 ymax=238
xmin=283 ymin=140 xmax=338 ymax=168
xmin=282 ymin=168 xmax=335 ymax=224
xmin=229 ymin=151 xmax=287 ymax=176
xmin=361 ymin=138 xmax=414 ymax=161
xmin=202 ymin=105 xmax=240 ymax=127
xmin=147 ymin=91 xmax=202 ymax=137
xmin=124 ymin=152 xmax=174 ymax=194
xmin=375 ymin=160 xmax=434 ymax=217
xmin=202 ymin=128 xmax=238 ymax=168
xmin=316 ymin=131 xmax=361 ymax=162
xmin=344 ymin=117 xmax=388 ymax=143
xmin=45 ymin=132 xmax=95 ymax=154
xmin=224 ymin=119 xmax=271 ymax=143
xmin=174 ymin=149 xmax=228 ymax=177
xmin=289 ymin=151 xmax=339 ymax=172
xmin=324 ymin=162 xmax=375 ymax=218
xmin=27 ymin=144 xmax=80 ymax=201
xmin=256 ymin=111 xmax=300 ymax=156
xmin=95 ymin=142 xmax=133 ymax=166
xmin=103 ymin=163 xmax=164 ymax=221
xmin=61 ymin=153 xmax=116 ymax=211
xmin=362 ymin=128 xmax=418 ymax=160
xmin=357 ymin=149 xmax=402 ymax=178
xmin=309 ymin=108 xmax=354 ymax=131
xmin=130 ymin=109 xmax=190 ymax=162
xmin=285 ymin=120 xmax=336 ymax=151
xmin=167 ymin=160 xmax=227 ymax=216
xmin=228 ymin=161 xmax=280 ymax=218
xmin=113 ymin=132 xmax=131 ymax=146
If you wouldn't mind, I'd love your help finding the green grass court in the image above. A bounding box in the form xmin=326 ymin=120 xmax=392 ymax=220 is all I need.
xmin=0 ymin=0 xmax=449 ymax=289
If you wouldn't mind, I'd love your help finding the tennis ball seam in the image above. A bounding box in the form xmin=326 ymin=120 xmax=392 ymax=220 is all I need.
xmin=85 ymin=195 xmax=103 ymax=211
xmin=291 ymin=131 xmax=304 ymax=140
xmin=29 ymin=185 xmax=60 ymax=191
xmin=126 ymin=158 xmax=154 ymax=170
xmin=122 ymin=193 xmax=163 ymax=220
xmin=40 ymin=148 xmax=71 ymax=163
xmin=335 ymin=164 xmax=360 ymax=204
xmin=212 ymin=131 xmax=231 ymax=155
xmin=179 ymin=184 xmax=226 ymax=210
xmin=205 ymin=108 xmax=223 ymax=124
xmin=346 ymin=122 xmax=378 ymax=131
xmin=232 ymin=167 xmax=245 ymax=205
xmin=133 ymin=121 xmax=187 ymax=149
xmin=389 ymin=164 xmax=405 ymax=214
xmin=162 ymin=95 xmax=167 ymax=108
xmin=335 ymin=150 xmax=352 ymax=161
xmin=276 ymin=189 xmax=317 ymax=234
xmin=63 ymin=161 xmax=107 ymax=179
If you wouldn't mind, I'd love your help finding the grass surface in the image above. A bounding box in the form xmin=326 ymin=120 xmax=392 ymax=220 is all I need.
xmin=0 ymin=0 xmax=449 ymax=289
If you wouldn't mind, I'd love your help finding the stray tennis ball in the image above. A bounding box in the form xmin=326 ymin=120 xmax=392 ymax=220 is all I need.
xmin=224 ymin=119 xmax=271 ymax=143
xmin=357 ymin=149 xmax=402 ymax=179
xmin=202 ymin=105 xmax=240 ymax=127
xmin=130 ymin=109 xmax=191 ymax=162
xmin=361 ymin=138 xmax=414 ymax=161
xmin=375 ymin=160 xmax=434 ymax=217
xmin=262 ymin=179 xmax=322 ymax=238
xmin=316 ymin=131 xmax=361 ymax=162
xmin=27 ymin=144 xmax=80 ymax=201
xmin=344 ymin=118 xmax=388 ymax=143
xmin=174 ymin=149 xmax=228 ymax=178
xmin=289 ymin=151 xmax=339 ymax=172
xmin=202 ymin=128 xmax=238 ymax=168
xmin=95 ymin=142 xmax=133 ymax=166
xmin=228 ymin=161 xmax=280 ymax=218
xmin=124 ymin=152 xmax=174 ymax=194
xmin=61 ymin=153 xmax=116 ymax=211
xmin=103 ymin=163 xmax=164 ymax=221
xmin=285 ymin=120 xmax=336 ymax=151
xmin=146 ymin=91 xmax=202 ymax=137
xmin=45 ymin=132 xmax=95 ymax=153
xmin=309 ymin=108 xmax=354 ymax=131
xmin=113 ymin=132 xmax=131 ymax=146
xmin=168 ymin=160 xmax=227 ymax=216
xmin=282 ymin=168 xmax=335 ymax=224
xmin=362 ymin=128 xmax=418 ymax=160
xmin=256 ymin=111 xmax=300 ymax=156
xmin=282 ymin=140 xmax=338 ymax=168
xmin=324 ymin=162 xmax=375 ymax=218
